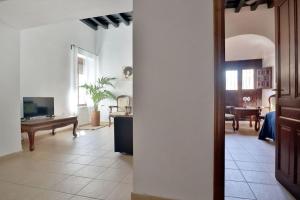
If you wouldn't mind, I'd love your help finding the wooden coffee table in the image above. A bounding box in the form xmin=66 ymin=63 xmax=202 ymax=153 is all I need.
xmin=21 ymin=116 xmax=78 ymax=151
xmin=233 ymin=107 xmax=261 ymax=131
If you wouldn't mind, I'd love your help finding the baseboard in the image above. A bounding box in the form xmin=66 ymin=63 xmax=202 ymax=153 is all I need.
xmin=131 ymin=193 xmax=173 ymax=200
xmin=0 ymin=150 xmax=23 ymax=161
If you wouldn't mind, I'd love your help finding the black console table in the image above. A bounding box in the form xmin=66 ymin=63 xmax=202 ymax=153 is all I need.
xmin=114 ymin=116 xmax=133 ymax=155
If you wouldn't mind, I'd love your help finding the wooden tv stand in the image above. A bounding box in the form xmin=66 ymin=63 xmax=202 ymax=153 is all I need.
xmin=21 ymin=116 xmax=78 ymax=151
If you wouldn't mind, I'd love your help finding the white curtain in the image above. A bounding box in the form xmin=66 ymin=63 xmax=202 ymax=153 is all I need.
xmin=69 ymin=45 xmax=99 ymax=115
xmin=69 ymin=45 xmax=79 ymax=115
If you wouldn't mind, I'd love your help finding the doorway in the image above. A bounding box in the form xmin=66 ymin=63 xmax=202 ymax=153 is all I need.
xmin=214 ymin=0 xmax=300 ymax=200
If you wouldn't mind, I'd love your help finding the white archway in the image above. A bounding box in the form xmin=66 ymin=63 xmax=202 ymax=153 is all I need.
xmin=225 ymin=34 xmax=276 ymax=107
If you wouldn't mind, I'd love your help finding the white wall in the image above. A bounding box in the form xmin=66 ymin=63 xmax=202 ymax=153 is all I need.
xmin=226 ymin=6 xmax=275 ymax=42
xmin=133 ymin=0 xmax=214 ymax=199
xmin=96 ymin=24 xmax=133 ymax=121
xmin=0 ymin=21 xmax=22 ymax=156
xmin=20 ymin=20 xmax=96 ymax=125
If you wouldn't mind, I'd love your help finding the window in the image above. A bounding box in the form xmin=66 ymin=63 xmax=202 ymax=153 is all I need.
xmin=226 ymin=70 xmax=238 ymax=90
xmin=78 ymin=54 xmax=88 ymax=106
xmin=242 ymin=69 xmax=255 ymax=89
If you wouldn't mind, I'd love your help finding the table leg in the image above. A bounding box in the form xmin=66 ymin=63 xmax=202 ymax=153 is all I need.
xmin=73 ymin=120 xmax=78 ymax=137
xmin=27 ymin=131 xmax=35 ymax=151
xmin=232 ymin=119 xmax=235 ymax=131
xmin=255 ymin=115 xmax=260 ymax=131
xmin=52 ymin=129 xmax=55 ymax=135
xmin=234 ymin=116 xmax=239 ymax=131
xmin=249 ymin=116 xmax=253 ymax=127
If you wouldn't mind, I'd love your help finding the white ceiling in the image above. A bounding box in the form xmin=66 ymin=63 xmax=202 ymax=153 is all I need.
xmin=0 ymin=0 xmax=132 ymax=29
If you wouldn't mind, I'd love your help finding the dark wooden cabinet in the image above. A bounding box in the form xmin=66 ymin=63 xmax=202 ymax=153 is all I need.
xmin=275 ymin=0 xmax=300 ymax=198
xmin=114 ymin=116 xmax=133 ymax=155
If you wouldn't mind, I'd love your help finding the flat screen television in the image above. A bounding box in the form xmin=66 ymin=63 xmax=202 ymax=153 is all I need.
xmin=23 ymin=97 xmax=54 ymax=119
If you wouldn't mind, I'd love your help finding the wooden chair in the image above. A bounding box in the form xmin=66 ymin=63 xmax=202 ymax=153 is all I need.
xmin=225 ymin=106 xmax=235 ymax=131
xmin=109 ymin=95 xmax=132 ymax=127
xmin=269 ymin=94 xmax=276 ymax=112
xmin=259 ymin=94 xmax=276 ymax=120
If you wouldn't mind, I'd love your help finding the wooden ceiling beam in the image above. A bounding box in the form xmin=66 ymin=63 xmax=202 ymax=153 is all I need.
xmin=103 ymin=16 xmax=119 ymax=28
xmin=117 ymin=14 xmax=130 ymax=25
xmin=90 ymin=18 xmax=108 ymax=29
xmin=80 ymin=19 xmax=97 ymax=31
xmin=235 ymin=0 xmax=246 ymax=13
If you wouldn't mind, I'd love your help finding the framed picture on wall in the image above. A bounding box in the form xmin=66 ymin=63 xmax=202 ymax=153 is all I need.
xmin=257 ymin=67 xmax=272 ymax=89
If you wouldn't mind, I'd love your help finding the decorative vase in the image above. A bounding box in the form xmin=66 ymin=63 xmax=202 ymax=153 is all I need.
xmin=91 ymin=111 xmax=100 ymax=126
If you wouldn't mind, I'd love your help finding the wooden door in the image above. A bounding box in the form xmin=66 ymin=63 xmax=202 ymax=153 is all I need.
xmin=275 ymin=0 xmax=300 ymax=198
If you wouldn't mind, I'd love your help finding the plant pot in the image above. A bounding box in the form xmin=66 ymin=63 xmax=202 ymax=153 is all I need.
xmin=91 ymin=111 xmax=100 ymax=126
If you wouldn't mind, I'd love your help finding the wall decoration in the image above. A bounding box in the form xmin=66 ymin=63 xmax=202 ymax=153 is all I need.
xmin=257 ymin=67 xmax=272 ymax=89
xmin=123 ymin=66 xmax=133 ymax=80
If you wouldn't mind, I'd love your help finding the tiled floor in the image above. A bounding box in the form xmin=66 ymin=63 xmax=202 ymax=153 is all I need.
xmin=0 ymin=126 xmax=132 ymax=200
xmin=1 ymin=121 xmax=296 ymax=200
xmin=225 ymin=122 xmax=295 ymax=200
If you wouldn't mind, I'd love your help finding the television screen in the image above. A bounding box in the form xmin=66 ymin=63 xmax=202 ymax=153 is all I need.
xmin=23 ymin=97 xmax=54 ymax=118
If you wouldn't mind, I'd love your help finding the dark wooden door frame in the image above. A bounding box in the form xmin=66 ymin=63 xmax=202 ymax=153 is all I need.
xmin=214 ymin=0 xmax=225 ymax=200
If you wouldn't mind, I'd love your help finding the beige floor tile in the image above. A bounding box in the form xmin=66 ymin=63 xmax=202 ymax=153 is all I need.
xmin=58 ymin=163 xmax=86 ymax=175
xmin=21 ymin=171 xmax=68 ymax=189
xmin=0 ymin=166 xmax=35 ymax=183
xmin=52 ymin=176 xmax=91 ymax=194
xmin=241 ymin=170 xmax=277 ymax=185
xmin=231 ymin=153 xmax=256 ymax=162
xmin=102 ymin=151 xmax=122 ymax=159
xmin=0 ymin=181 xmax=43 ymax=200
xmin=110 ymin=159 xmax=133 ymax=171
xmin=0 ymin=127 xmax=133 ymax=200
xmin=121 ymin=172 xmax=133 ymax=184
xmin=24 ymin=152 xmax=80 ymax=163
xmin=225 ymin=181 xmax=255 ymax=199
xmin=77 ymin=180 xmax=118 ymax=199
xmin=225 ymin=197 xmax=252 ymax=200
xmin=83 ymin=149 xmax=108 ymax=157
xmin=31 ymin=190 xmax=73 ymax=200
xmin=249 ymin=183 xmax=296 ymax=200
xmin=70 ymin=156 xmax=98 ymax=165
xmin=96 ymin=168 xmax=130 ymax=182
xmin=225 ymin=160 xmax=238 ymax=169
xmin=225 ymin=169 xmax=245 ymax=182
xmin=73 ymin=165 xmax=106 ymax=179
xmin=225 ymin=124 xmax=295 ymax=199
xmin=70 ymin=196 xmax=95 ymax=200
xmin=106 ymin=183 xmax=133 ymax=200
xmin=236 ymin=161 xmax=267 ymax=172
xmin=89 ymin=157 xmax=117 ymax=167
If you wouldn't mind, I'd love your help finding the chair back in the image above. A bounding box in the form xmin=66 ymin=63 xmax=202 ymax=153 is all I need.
xmin=117 ymin=95 xmax=131 ymax=112
xmin=269 ymin=94 xmax=276 ymax=112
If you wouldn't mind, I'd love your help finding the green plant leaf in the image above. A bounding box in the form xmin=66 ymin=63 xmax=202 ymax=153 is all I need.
xmin=80 ymin=76 xmax=117 ymax=111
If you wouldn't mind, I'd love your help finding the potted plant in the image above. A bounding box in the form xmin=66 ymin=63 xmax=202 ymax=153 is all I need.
xmin=81 ymin=77 xmax=116 ymax=126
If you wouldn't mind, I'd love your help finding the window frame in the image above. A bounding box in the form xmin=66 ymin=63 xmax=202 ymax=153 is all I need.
xmin=225 ymin=59 xmax=262 ymax=92
xmin=225 ymin=70 xmax=238 ymax=91
xmin=242 ymin=68 xmax=255 ymax=90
